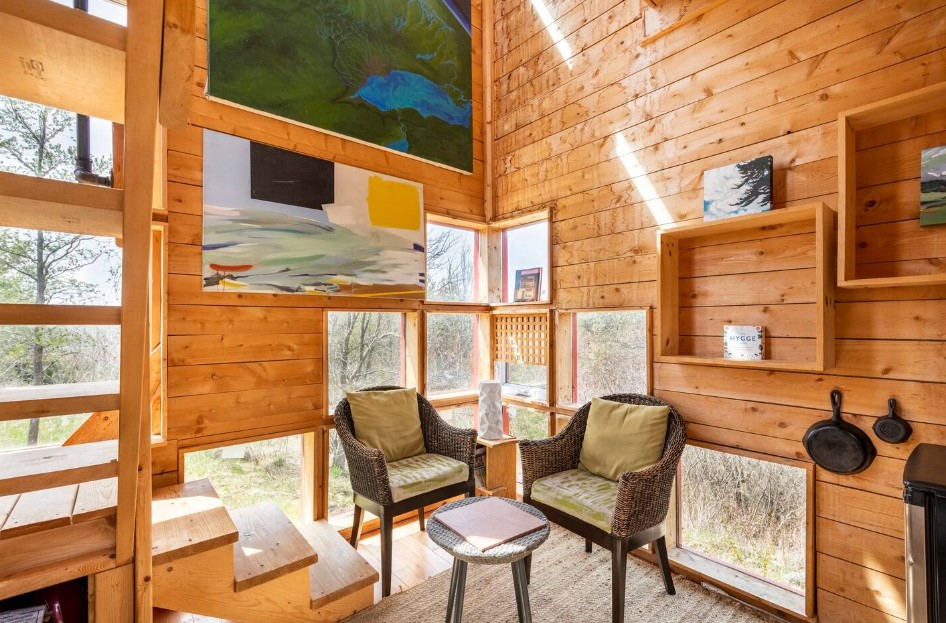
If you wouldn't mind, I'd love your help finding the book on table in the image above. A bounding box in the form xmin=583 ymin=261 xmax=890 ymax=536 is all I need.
xmin=434 ymin=497 xmax=545 ymax=551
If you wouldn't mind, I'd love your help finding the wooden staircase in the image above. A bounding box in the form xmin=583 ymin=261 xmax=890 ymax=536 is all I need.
xmin=151 ymin=479 xmax=377 ymax=623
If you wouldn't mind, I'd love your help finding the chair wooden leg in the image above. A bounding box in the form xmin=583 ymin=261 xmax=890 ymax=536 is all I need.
xmin=585 ymin=538 xmax=592 ymax=553
xmin=418 ymin=507 xmax=426 ymax=531
xmin=611 ymin=537 xmax=628 ymax=623
xmin=655 ymin=536 xmax=676 ymax=595
xmin=381 ymin=509 xmax=394 ymax=597
xmin=349 ymin=505 xmax=364 ymax=547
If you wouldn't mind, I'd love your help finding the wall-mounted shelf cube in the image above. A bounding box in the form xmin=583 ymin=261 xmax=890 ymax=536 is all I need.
xmin=656 ymin=203 xmax=835 ymax=372
xmin=838 ymin=81 xmax=946 ymax=288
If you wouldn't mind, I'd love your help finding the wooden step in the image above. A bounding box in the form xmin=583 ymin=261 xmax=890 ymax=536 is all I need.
xmin=0 ymin=439 xmax=118 ymax=496
xmin=231 ymin=502 xmax=318 ymax=593
xmin=300 ymin=520 xmax=378 ymax=610
xmin=0 ymin=381 xmax=120 ymax=421
xmin=0 ymin=478 xmax=117 ymax=539
xmin=152 ymin=479 xmax=239 ymax=565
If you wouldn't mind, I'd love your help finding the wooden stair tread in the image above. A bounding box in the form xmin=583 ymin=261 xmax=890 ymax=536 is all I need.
xmin=0 ymin=478 xmax=118 ymax=539
xmin=230 ymin=501 xmax=318 ymax=592
xmin=0 ymin=439 xmax=119 ymax=496
xmin=0 ymin=381 xmax=120 ymax=421
xmin=300 ymin=520 xmax=379 ymax=610
xmin=152 ymin=479 xmax=238 ymax=565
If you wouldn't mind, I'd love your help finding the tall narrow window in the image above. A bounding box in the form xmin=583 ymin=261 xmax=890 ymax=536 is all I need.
xmin=326 ymin=311 xmax=405 ymax=521
xmin=426 ymin=222 xmax=477 ymax=303
xmin=574 ymin=311 xmax=648 ymax=403
xmin=503 ymin=221 xmax=549 ymax=303
xmin=426 ymin=313 xmax=478 ymax=396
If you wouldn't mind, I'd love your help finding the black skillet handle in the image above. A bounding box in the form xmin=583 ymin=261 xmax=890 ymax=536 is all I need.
xmin=830 ymin=389 xmax=843 ymax=422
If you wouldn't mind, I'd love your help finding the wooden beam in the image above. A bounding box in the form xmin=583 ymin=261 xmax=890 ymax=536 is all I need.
xmin=116 ymin=0 xmax=164 ymax=583
xmin=0 ymin=381 xmax=120 ymax=421
xmin=159 ymin=0 xmax=195 ymax=131
xmin=0 ymin=439 xmax=119 ymax=497
xmin=0 ymin=172 xmax=124 ymax=237
xmin=0 ymin=0 xmax=126 ymax=50
xmin=0 ymin=304 xmax=121 ymax=325
xmin=0 ymin=13 xmax=125 ymax=122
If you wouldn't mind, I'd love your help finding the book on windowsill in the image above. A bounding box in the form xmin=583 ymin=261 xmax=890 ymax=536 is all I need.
xmin=723 ymin=325 xmax=765 ymax=360
xmin=435 ymin=497 xmax=545 ymax=551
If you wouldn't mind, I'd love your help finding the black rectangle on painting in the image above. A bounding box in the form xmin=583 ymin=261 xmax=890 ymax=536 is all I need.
xmin=250 ymin=141 xmax=334 ymax=210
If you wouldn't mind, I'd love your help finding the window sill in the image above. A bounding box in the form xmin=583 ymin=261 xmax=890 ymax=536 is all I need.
xmin=490 ymin=301 xmax=551 ymax=311
xmin=501 ymin=394 xmax=549 ymax=410
xmin=427 ymin=390 xmax=479 ymax=408
xmin=668 ymin=547 xmax=808 ymax=619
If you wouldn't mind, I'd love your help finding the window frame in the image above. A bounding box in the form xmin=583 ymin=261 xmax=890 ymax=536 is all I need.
xmin=669 ymin=441 xmax=816 ymax=619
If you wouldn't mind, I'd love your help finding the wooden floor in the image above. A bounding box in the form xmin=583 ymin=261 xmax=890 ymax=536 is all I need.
xmin=154 ymin=515 xmax=452 ymax=623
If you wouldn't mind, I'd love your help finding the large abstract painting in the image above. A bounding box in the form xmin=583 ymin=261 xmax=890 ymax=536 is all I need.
xmin=206 ymin=0 xmax=473 ymax=173
xmin=202 ymin=130 xmax=426 ymax=299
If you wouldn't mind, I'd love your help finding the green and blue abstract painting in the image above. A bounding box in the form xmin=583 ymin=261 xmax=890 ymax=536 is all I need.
xmin=207 ymin=0 xmax=474 ymax=173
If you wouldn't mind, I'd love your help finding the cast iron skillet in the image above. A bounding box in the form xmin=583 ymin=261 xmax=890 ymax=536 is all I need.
xmin=873 ymin=397 xmax=912 ymax=444
xmin=803 ymin=389 xmax=876 ymax=474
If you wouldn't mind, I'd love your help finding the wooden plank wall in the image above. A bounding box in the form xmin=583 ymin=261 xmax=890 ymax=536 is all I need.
xmin=154 ymin=0 xmax=488 ymax=484
xmin=492 ymin=0 xmax=946 ymax=621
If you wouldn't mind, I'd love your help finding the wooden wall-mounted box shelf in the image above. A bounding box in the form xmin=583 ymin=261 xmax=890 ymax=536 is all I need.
xmin=656 ymin=203 xmax=835 ymax=372
xmin=838 ymin=81 xmax=946 ymax=288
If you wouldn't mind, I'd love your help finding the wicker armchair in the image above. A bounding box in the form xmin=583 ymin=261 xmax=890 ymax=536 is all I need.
xmin=521 ymin=394 xmax=686 ymax=623
xmin=334 ymin=386 xmax=477 ymax=597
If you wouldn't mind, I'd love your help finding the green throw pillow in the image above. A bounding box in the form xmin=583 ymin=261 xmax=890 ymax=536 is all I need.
xmin=578 ymin=398 xmax=670 ymax=481
xmin=347 ymin=388 xmax=427 ymax=462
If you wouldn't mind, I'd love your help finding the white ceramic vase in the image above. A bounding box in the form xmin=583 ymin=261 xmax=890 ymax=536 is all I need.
xmin=478 ymin=380 xmax=504 ymax=440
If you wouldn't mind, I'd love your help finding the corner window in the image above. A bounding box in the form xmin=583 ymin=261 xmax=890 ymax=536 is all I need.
xmin=503 ymin=221 xmax=549 ymax=303
xmin=426 ymin=222 xmax=478 ymax=303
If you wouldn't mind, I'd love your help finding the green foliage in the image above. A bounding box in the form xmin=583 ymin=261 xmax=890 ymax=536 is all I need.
xmin=426 ymin=313 xmax=475 ymax=394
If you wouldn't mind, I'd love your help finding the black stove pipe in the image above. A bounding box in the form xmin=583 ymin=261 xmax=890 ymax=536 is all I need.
xmin=73 ymin=0 xmax=112 ymax=187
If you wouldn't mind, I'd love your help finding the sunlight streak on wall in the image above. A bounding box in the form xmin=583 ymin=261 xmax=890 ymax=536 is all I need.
xmin=529 ymin=0 xmax=574 ymax=69
xmin=614 ymin=133 xmax=673 ymax=226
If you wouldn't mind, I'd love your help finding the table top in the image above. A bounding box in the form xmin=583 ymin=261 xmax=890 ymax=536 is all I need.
xmin=428 ymin=497 xmax=550 ymax=564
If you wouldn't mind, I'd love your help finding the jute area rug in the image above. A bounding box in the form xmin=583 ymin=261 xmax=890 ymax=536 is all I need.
xmin=344 ymin=526 xmax=778 ymax=623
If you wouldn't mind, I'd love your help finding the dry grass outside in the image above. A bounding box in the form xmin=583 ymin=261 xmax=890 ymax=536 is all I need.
xmin=679 ymin=445 xmax=807 ymax=592
xmin=184 ymin=435 xmax=304 ymax=523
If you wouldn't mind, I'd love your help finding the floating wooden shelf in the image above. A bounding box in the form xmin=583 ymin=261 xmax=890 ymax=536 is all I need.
xmin=838 ymin=81 xmax=946 ymax=288
xmin=656 ymin=203 xmax=835 ymax=372
xmin=0 ymin=439 xmax=119 ymax=497
xmin=0 ymin=380 xmax=120 ymax=421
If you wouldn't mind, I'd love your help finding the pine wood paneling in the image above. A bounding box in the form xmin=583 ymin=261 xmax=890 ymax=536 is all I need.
xmin=494 ymin=0 xmax=946 ymax=618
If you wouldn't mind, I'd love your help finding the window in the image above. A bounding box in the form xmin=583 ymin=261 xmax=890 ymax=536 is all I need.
xmin=326 ymin=311 xmax=406 ymax=521
xmin=574 ymin=311 xmax=648 ymax=403
xmin=0 ymin=413 xmax=92 ymax=450
xmin=51 ymin=0 xmax=127 ymax=25
xmin=438 ymin=405 xmax=477 ymax=430
xmin=503 ymin=220 xmax=549 ymax=303
xmin=677 ymin=445 xmax=809 ymax=601
xmin=506 ymin=405 xmax=550 ymax=486
xmin=185 ymin=435 xmax=304 ymax=523
xmin=426 ymin=222 xmax=478 ymax=303
xmin=0 ymin=96 xmax=115 ymax=183
xmin=426 ymin=313 xmax=478 ymax=395
xmin=499 ymin=362 xmax=547 ymax=402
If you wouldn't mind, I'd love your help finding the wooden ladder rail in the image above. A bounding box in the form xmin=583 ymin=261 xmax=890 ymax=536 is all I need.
xmin=117 ymin=0 xmax=165 ymax=621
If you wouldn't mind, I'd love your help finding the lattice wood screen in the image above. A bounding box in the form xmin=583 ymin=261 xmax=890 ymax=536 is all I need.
xmin=492 ymin=313 xmax=548 ymax=366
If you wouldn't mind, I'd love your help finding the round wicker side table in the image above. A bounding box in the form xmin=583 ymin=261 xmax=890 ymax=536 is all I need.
xmin=428 ymin=497 xmax=550 ymax=623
